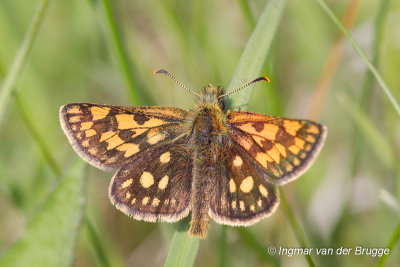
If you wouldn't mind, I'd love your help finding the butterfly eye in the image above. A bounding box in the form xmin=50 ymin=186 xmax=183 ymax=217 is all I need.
xmin=218 ymin=99 xmax=225 ymax=110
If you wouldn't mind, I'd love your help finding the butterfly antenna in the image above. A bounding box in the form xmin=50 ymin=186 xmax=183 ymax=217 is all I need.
xmin=153 ymin=69 xmax=201 ymax=97
xmin=219 ymin=76 xmax=270 ymax=98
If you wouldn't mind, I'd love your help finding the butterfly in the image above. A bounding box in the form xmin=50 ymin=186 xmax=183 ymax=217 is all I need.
xmin=59 ymin=69 xmax=327 ymax=238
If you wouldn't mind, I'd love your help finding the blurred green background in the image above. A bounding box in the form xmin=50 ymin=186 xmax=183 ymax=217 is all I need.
xmin=0 ymin=0 xmax=399 ymax=266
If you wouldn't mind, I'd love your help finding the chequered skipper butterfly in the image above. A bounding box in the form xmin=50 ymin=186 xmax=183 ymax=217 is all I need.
xmin=60 ymin=69 xmax=327 ymax=238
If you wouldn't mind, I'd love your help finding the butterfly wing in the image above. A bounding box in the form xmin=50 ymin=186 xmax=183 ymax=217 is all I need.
xmin=60 ymin=103 xmax=187 ymax=170
xmin=109 ymin=138 xmax=192 ymax=222
xmin=227 ymin=111 xmax=327 ymax=185
xmin=209 ymin=144 xmax=279 ymax=226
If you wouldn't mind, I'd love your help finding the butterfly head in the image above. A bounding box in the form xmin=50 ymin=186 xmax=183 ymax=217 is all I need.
xmin=153 ymin=69 xmax=270 ymax=111
xmin=200 ymin=84 xmax=225 ymax=111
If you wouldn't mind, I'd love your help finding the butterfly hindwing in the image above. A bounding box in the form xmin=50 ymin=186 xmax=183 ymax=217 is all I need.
xmin=109 ymin=138 xmax=192 ymax=222
xmin=60 ymin=103 xmax=187 ymax=170
xmin=228 ymin=111 xmax=327 ymax=184
xmin=209 ymin=144 xmax=279 ymax=226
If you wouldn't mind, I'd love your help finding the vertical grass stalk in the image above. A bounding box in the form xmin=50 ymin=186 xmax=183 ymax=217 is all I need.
xmin=280 ymin=190 xmax=315 ymax=267
xmin=0 ymin=0 xmax=51 ymax=125
xmin=98 ymin=0 xmax=142 ymax=105
xmin=315 ymin=0 xmax=400 ymax=117
xmin=376 ymin=220 xmax=400 ymax=267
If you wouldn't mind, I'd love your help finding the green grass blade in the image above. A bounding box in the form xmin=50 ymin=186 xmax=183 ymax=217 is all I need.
xmin=98 ymin=0 xmax=142 ymax=105
xmin=0 ymin=161 xmax=86 ymax=267
xmin=84 ymin=216 xmax=115 ymax=267
xmin=376 ymin=220 xmax=400 ymax=267
xmin=339 ymin=91 xmax=394 ymax=168
xmin=0 ymin=0 xmax=51 ymax=125
xmin=351 ymin=0 xmax=389 ymax=176
xmin=227 ymin=0 xmax=287 ymax=110
xmin=218 ymin=226 xmax=227 ymax=267
xmin=236 ymin=228 xmax=280 ymax=266
xmin=358 ymin=0 xmax=388 ymax=110
xmin=280 ymin=191 xmax=316 ymax=267
xmin=236 ymin=0 xmax=256 ymax=29
xmin=235 ymin=1 xmax=284 ymax=115
xmin=15 ymin=94 xmax=62 ymax=177
xmin=164 ymin=217 xmax=200 ymax=267
xmin=315 ymin=0 xmax=400 ymax=117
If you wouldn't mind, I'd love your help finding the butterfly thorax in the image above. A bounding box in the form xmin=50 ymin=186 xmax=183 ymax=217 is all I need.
xmin=184 ymin=84 xmax=228 ymax=139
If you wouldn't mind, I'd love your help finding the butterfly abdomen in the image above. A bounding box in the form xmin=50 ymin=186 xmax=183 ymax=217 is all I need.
xmin=188 ymin=104 xmax=230 ymax=238
xmin=188 ymin=113 xmax=212 ymax=238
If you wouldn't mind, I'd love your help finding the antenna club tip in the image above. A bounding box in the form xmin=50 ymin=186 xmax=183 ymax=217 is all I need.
xmin=262 ymin=76 xmax=271 ymax=83
xmin=153 ymin=69 xmax=165 ymax=75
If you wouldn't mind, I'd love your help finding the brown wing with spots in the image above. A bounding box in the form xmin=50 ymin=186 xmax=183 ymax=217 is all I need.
xmin=227 ymin=111 xmax=327 ymax=184
xmin=109 ymin=138 xmax=192 ymax=222
xmin=60 ymin=103 xmax=187 ymax=170
xmin=209 ymin=144 xmax=279 ymax=226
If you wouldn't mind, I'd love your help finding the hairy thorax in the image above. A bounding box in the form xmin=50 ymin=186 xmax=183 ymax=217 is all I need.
xmin=183 ymin=84 xmax=229 ymax=144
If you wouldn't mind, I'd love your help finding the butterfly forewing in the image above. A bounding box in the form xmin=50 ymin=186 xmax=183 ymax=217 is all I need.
xmin=209 ymin=144 xmax=279 ymax=226
xmin=228 ymin=111 xmax=327 ymax=184
xmin=109 ymin=138 xmax=192 ymax=222
xmin=60 ymin=103 xmax=187 ymax=170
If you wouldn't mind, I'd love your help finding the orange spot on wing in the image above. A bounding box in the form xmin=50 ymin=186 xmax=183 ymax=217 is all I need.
xmin=288 ymin=145 xmax=300 ymax=154
xmin=255 ymin=152 xmax=273 ymax=168
xmin=305 ymin=135 xmax=316 ymax=143
xmin=116 ymin=143 xmax=140 ymax=157
xmin=142 ymin=118 xmax=167 ymax=128
xmin=240 ymin=176 xmax=254 ymax=193
xmin=267 ymin=146 xmax=280 ymax=164
xmin=259 ymin=185 xmax=269 ymax=198
xmin=237 ymin=123 xmax=279 ymax=140
xmin=131 ymin=128 xmax=147 ymax=138
xmin=115 ymin=114 xmax=135 ymax=129
xmin=252 ymin=136 xmax=265 ymax=148
xmin=307 ymin=124 xmax=320 ymax=135
xmin=80 ymin=121 xmax=93 ymax=130
xmin=269 ymin=167 xmax=281 ymax=177
xmin=294 ymin=137 xmax=305 ymax=149
xmin=293 ymin=157 xmax=301 ymax=166
xmin=90 ymin=106 xmax=110 ymax=121
xmin=100 ymin=131 xmax=116 ymax=142
xmin=67 ymin=106 xmax=82 ymax=114
xmin=116 ymin=114 xmax=166 ymax=129
xmin=236 ymin=136 xmax=253 ymax=151
xmin=85 ymin=129 xmax=96 ymax=137
xmin=275 ymin=143 xmax=287 ymax=157
xmin=106 ymin=135 xmax=124 ymax=149
xmin=147 ymin=132 xmax=166 ymax=144
xmin=283 ymin=120 xmax=303 ymax=136
xmin=69 ymin=116 xmax=81 ymax=123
